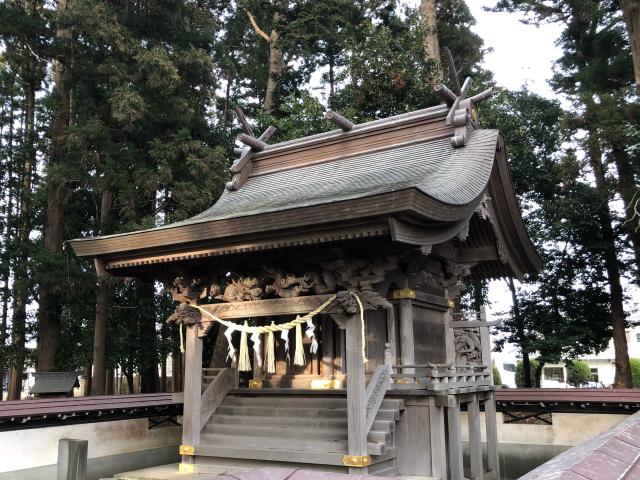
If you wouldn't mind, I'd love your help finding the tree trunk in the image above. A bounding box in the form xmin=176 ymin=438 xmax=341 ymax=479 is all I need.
xmin=8 ymin=71 xmax=36 ymax=401
xmin=620 ymin=0 xmax=640 ymax=90
xmin=171 ymin=351 xmax=182 ymax=392
xmin=124 ymin=367 xmax=134 ymax=394
xmin=91 ymin=260 xmax=108 ymax=395
xmin=0 ymin=83 xmax=16 ymax=399
xmin=37 ymin=0 xmax=71 ymax=373
xmin=420 ymin=0 xmax=440 ymax=63
xmin=508 ymin=278 xmax=532 ymax=388
xmin=534 ymin=361 xmax=544 ymax=388
xmin=585 ymin=109 xmax=632 ymax=388
xmin=105 ymin=368 xmax=114 ymax=395
xmin=82 ymin=364 xmax=92 ymax=396
xmin=263 ymin=12 xmax=284 ymax=115
xmin=90 ymin=190 xmax=112 ymax=395
xmin=139 ymin=281 xmax=159 ymax=393
xmin=611 ymin=145 xmax=640 ymax=280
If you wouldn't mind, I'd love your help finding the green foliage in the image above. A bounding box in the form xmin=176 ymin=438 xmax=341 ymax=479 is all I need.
xmin=566 ymin=360 xmax=592 ymax=387
xmin=492 ymin=364 xmax=502 ymax=386
xmin=515 ymin=359 xmax=539 ymax=388
xmin=630 ymin=359 xmax=640 ymax=388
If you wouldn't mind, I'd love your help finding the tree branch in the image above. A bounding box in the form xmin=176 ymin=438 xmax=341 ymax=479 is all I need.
xmin=246 ymin=10 xmax=272 ymax=43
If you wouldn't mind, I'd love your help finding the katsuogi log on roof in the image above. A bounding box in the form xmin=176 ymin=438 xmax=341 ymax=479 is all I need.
xmin=69 ymin=101 xmax=540 ymax=281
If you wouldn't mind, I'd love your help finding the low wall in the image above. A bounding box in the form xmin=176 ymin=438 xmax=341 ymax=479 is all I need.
xmin=460 ymin=411 xmax=628 ymax=479
xmin=0 ymin=418 xmax=181 ymax=480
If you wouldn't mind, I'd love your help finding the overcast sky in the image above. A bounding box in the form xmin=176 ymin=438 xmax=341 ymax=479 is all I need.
xmin=465 ymin=2 xmax=563 ymax=99
xmin=459 ymin=2 xmax=563 ymax=316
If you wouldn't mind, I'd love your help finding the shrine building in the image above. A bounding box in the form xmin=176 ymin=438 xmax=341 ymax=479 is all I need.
xmin=70 ymin=81 xmax=540 ymax=479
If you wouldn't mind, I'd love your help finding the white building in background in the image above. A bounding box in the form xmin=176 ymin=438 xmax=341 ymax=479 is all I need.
xmin=493 ymin=326 xmax=640 ymax=388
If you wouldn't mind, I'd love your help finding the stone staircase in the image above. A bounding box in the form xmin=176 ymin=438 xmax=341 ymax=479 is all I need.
xmin=197 ymin=392 xmax=405 ymax=475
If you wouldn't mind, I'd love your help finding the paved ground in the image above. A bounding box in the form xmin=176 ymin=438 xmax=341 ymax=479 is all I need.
xmin=112 ymin=463 xmax=434 ymax=480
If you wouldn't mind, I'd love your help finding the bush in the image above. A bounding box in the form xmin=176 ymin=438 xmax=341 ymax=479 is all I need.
xmin=566 ymin=360 xmax=592 ymax=387
xmin=492 ymin=364 xmax=502 ymax=386
xmin=630 ymin=359 xmax=640 ymax=387
xmin=515 ymin=359 xmax=539 ymax=387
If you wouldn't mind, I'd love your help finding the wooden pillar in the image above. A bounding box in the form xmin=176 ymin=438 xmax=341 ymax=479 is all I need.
xmin=398 ymin=297 xmax=415 ymax=371
xmin=428 ymin=397 xmax=448 ymax=479
xmin=345 ymin=313 xmax=369 ymax=473
xmin=446 ymin=398 xmax=464 ymax=480
xmin=322 ymin=316 xmax=334 ymax=378
xmin=485 ymin=391 xmax=500 ymax=479
xmin=181 ymin=323 xmax=202 ymax=466
xmin=468 ymin=396 xmax=483 ymax=480
xmin=338 ymin=328 xmax=346 ymax=375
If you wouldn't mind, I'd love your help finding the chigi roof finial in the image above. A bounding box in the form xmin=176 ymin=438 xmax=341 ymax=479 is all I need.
xmin=433 ymin=46 xmax=496 ymax=148
xmin=227 ymin=107 xmax=276 ymax=191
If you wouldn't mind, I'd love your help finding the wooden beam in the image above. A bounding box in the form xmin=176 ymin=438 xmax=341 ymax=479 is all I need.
xmin=199 ymin=294 xmax=335 ymax=320
xmin=433 ymin=82 xmax=457 ymax=106
xmin=456 ymin=246 xmax=500 ymax=263
xmin=470 ymin=87 xmax=495 ymax=104
xmin=460 ymin=76 xmax=473 ymax=99
xmin=325 ymin=111 xmax=354 ymax=131
xmin=450 ymin=320 xmax=501 ymax=328
xmin=443 ymin=46 xmax=462 ymax=95
xmin=234 ymin=107 xmax=254 ymax=137
xmin=237 ymin=133 xmax=267 ymax=151
xmin=181 ymin=324 xmax=202 ymax=465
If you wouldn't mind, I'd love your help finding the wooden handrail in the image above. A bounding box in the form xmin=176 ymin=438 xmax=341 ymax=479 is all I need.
xmin=199 ymin=367 xmax=236 ymax=430
xmin=365 ymin=365 xmax=391 ymax=432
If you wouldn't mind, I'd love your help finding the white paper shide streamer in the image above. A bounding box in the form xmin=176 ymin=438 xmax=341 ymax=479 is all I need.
xmin=306 ymin=318 xmax=318 ymax=354
xmin=224 ymin=325 xmax=236 ymax=362
xmin=280 ymin=329 xmax=290 ymax=363
xmin=251 ymin=330 xmax=262 ymax=367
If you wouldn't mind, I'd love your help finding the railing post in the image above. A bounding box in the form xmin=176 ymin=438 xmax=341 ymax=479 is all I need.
xmin=57 ymin=438 xmax=87 ymax=480
xmin=445 ymin=396 xmax=464 ymax=480
xmin=485 ymin=391 xmax=501 ymax=479
xmin=181 ymin=323 xmax=202 ymax=469
xmin=345 ymin=312 xmax=369 ymax=473
xmin=468 ymin=395 xmax=483 ymax=480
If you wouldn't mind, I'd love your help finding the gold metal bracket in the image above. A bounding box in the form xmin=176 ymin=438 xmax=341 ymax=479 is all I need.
xmin=391 ymin=288 xmax=416 ymax=300
xmin=249 ymin=379 xmax=263 ymax=389
xmin=310 ymin=378 xmax=343 ymax=389
xmin=179 ymin=445 xmax=195 ymax=456
xmin=179 ymin=463 xmax=194 ymax=473
xmin=343 ymin=455 xmax=372 ymax=467
xmin=448 ymin=298 xmax=456 ymax=308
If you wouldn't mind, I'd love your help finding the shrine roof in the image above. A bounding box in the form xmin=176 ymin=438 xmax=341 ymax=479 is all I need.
xmin=182 ymin=128 xmax=498 ymax=224
xmin=68 ymin=102 xmax=541 ymax=280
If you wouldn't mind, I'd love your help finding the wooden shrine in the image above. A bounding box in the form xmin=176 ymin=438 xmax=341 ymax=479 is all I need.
xmin=70 ymin=78 xmax=540 ymax=478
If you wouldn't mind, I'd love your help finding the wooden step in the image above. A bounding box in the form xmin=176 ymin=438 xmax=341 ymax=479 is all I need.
xmin=200 ymin=432 xmax=348 ymax=454
xmin=209 ymin=413 xmax=348 ymax=429
xmin=208 ymin=412 xmax=397 ymax=433
xmin=203 ymin=422 xmax=391 ymax=444
xmin=222 ymin=395 xmax=347 ymax=409
xmin=194 ymin=444 xmax=346 ymax=466
xmin=215 ymin=405 xmax=348 ymax=418
xmin=201 ymin=433 xmax=385 ymax=457
xmin=222 ymin=395 xmax=403 ymax=412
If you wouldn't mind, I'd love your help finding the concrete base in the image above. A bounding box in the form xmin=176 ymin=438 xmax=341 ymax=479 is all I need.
xmin=113 ymin=463 xmax=438 ymax=480
xmin=114 ymin=463 xmax=248 ymax=479
xmin=0 ymin=446 xmax=179 ymax=480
